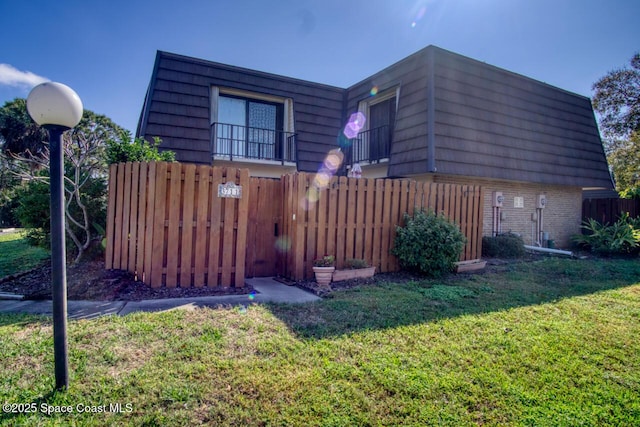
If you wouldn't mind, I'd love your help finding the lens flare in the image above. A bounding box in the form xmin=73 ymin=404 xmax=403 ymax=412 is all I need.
xmin=411 ymin=5 xmax=427 ymax=27
xmin=248 ymin=291 xmax=256 ymax=301
xmin=313 ymin=171 xmax=331 ymax=189
xmin=323 ymin=149 xmax=344 ymax=172
xmin=343 ymin=112 xmax=366 ymax=139
xmin=337 ymin=133 xmax=352 ymax=149
xmin=275 ymin=235 xmax=292 ymax=253
xmin=370 ymin=86 xmax=379 ymax=96
xmin=306 ymin=187 xmax=320 ymax=204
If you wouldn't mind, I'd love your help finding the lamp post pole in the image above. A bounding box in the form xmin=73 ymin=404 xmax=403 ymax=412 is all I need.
xmin=27 ymin=82 xmax=83 ymax=391
xmin=48 ymin=125 xmax=69 ymax=390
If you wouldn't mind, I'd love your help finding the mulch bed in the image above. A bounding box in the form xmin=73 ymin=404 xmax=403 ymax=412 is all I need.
xmin=0 ymin=260 xmax=252 ymax=301
xmin=1 ymin=252 xmax=558 ymax=302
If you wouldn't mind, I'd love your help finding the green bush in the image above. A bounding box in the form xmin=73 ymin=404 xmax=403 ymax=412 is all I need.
xmin=391 ymin=210 xmax=466 ymax=277
xmin=572 ymin=214 xmax=640 ymax=255
xmin=482 ymin=233 xmax=525 ymax=258
xmin=106 ymin=133 xmax=175 ymax=164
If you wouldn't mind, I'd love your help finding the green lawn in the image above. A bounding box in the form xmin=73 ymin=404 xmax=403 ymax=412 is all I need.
xmin=0 ymin=230 xmax=49 ymax=278
xmin=1 ymin=258 xmax=639 ymax=426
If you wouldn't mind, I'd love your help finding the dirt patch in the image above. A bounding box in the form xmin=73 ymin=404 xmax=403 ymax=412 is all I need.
xmin=0 ymin=260 xmax=252 ymax=301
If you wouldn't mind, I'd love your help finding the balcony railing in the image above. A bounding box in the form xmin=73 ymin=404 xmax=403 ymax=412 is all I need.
xmin=348 ymin=125 xmax=391 ymax=164
xmin=211 ymin=123 xmax=296 ymax=164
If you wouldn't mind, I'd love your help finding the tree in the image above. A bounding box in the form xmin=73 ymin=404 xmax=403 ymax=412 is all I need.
xmin=0 ymin=98 xmax=48 ymax=159
xmin=11 ymin=108 xmax=126 ymax=263
xmin=592 ymin=53 xmax=640 ymax=139
xmin=0 ymin=153 xmax=21 ymax=226
xmin=593 ymin=53 xmax=640 ymax=198
xmin=607 ymin=132 xmax=640 ymax=198
xmin=4 ymin=97 xmax=176 ymax=262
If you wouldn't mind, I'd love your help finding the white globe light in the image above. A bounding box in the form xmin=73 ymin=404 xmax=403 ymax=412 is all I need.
xmin=27 ymin=82 xmax=83 ymax=128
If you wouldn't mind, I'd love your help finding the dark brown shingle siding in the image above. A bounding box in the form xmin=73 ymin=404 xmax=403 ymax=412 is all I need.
xmin=137 ymin=47 xmax=611 ymax=188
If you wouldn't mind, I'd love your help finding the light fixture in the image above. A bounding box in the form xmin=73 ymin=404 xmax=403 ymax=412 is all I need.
xmin=27 ymin=82 xmax=83 ymax=390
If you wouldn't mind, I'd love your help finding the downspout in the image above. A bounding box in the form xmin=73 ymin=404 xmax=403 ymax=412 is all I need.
xmin=426 ymin=47 xmax=437 ymax=173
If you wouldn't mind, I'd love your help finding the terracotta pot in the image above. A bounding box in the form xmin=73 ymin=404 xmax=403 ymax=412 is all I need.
xmin=313 ymin=266 xmax=335 ymax=287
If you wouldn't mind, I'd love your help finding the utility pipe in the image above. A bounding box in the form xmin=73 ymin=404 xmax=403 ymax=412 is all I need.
xmin=524 ymin=245 xmax=573 ymax=257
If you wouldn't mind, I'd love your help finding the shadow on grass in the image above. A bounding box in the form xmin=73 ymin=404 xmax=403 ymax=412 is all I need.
xmin=267 ymin=257 xmax=640 ymax=339
xmin=0 ymin=312 xmax=51 ymax=327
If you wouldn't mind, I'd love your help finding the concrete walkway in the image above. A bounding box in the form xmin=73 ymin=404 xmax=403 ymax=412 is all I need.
xmin=0 ymin=277 xmax=320 ymax=320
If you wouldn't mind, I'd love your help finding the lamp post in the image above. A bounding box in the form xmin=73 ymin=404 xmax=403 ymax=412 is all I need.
xmin=26 ymin=82 xmax=83 ymax=390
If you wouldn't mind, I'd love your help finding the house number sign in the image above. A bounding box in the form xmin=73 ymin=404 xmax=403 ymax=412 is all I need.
xmin=218 ymin=182 xmax=242 ymax=199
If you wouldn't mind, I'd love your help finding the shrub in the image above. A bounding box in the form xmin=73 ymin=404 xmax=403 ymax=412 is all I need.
xmin=482 ymin=233 xmax=525 ymax=258
xmin=391 ymin=210 xmax=466 ymax=277
xmin=345 ymin=258 xmax=369 ymax=269
xmin=572 ymin=214 xmax=640 ymax=255
xmin=106 ymin=133 xmax=175 ymax=164
xmin=313 ymin=255 xmax=335 ymax=267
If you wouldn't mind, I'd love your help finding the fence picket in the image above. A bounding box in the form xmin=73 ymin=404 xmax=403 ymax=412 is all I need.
xmin=105 ymin=164 xmax=117 ymax=269
xmin=180 ymin=164 xmax=196 ymax=287
xmin=150 ymin=162 xmax=168 ymax=287
xmin=134 ymin=162 xmax=148 ymax=279
xmin=208 ymin=167 xmax=223 ymax=286
xmin=234 ymin=168 xmax=250 ymax=287
xmin=127 ymin=162 xmax=140 ymax=274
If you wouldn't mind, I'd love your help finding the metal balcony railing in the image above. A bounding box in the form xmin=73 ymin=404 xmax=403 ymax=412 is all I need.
xmin=211 ymin=123 xmax=296 ymax=164
xmin=349 ymin=125 xmax=391 ymax=164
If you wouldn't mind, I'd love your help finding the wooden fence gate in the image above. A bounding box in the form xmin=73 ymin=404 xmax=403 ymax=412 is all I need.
xmin=245 ymin=177 xmax=282 ymax=278
xmin=106 ymin=162 xmax=483 ymax=288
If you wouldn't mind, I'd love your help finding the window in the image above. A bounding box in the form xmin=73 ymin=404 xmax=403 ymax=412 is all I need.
xmin=354 ymin=87 xmax=399 ymax=163
xmin=217 ymin=95 xmax=281 ymax=158
xmin=211 ymin=87 xmax=295 ymax=162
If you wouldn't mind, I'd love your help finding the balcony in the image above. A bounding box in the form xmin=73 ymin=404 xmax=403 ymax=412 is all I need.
xmin=211 ymin=123 xmax=296 ymax=164
xmin=348 ymin=125 xmax=391 ymax=164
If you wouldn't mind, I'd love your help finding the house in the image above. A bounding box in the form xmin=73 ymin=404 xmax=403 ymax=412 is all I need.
xmin=137 ymin=45 xmax=613 ymax=248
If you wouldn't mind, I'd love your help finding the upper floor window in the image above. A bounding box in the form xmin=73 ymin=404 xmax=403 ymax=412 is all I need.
xmin=351 ymin=87 xmax=399 ymax=164
xmin=211 ymin=87 xmax=295 ymax=162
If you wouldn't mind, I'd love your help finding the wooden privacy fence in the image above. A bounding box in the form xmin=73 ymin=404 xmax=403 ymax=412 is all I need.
xmin=282 ymin=173 xmax=484 ymax=281
xmin=105 ymin=162 xmax=249 ymax=288
xmin=582 ymin=198 xmax=640 ymax=225
xmin=106 ymin=163 xmax=484 ymax=287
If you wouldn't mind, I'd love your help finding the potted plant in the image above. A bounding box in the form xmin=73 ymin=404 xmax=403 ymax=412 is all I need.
xmin=312 ymin=255 xmax=335 ymax=288
xmin=332 ymin=258 xmax=376 ymax=281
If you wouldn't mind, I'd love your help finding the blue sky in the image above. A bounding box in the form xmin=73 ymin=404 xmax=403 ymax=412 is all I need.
xmin=1 ymin=0 xmax=638 ymax=134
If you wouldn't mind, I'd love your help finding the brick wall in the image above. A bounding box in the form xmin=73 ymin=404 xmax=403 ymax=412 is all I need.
xmin=413 ymin=174 xmax=582 ymax=248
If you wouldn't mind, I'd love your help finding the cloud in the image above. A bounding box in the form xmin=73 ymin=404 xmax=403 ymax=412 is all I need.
xmin=0 ymin=64 xmax=49 ymax=88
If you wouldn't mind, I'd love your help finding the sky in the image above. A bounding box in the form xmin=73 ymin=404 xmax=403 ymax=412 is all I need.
xmin=1 ymin=0 xmax=638 ymax=135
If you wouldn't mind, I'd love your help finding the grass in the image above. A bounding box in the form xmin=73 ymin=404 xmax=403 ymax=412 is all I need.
xmin=1 ymin=257 xmax=639 ymax=425
xmin=0 ymin=230 xmax=49 ymax=278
